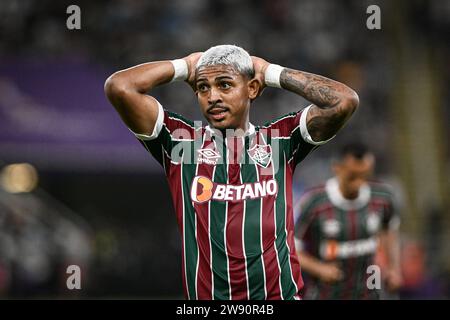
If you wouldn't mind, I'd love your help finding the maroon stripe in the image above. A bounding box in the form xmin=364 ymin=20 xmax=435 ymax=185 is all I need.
xmin=262 ymin=112 xmax=302 ymax=137
xmin=285 ymin=163 xmax=303 ymax=294
xmin=225 ymin=137 xmax=248 ymax=299
xmin=256 ymin=131 xmax=281 ymax=299
xmin=371 ymin=199 xmax=389 ymax=206
xmin=193 ymin=138 xmax=215 ymax=299
xmin=344 ymin=209 xmax=357 ymax=299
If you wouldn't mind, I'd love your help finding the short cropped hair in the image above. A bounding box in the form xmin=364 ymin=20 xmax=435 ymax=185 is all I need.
xmin=196 ymin=44 xmax=254 ymax=78
xmin=337 ymin=142 xmax=371 ymax=160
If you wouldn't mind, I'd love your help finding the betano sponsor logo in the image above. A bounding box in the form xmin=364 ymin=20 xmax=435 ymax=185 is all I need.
xmin=190 ymin=175 xmax=278 ymax=203
xmin=320 ymin=237 xmax=378 ymax=260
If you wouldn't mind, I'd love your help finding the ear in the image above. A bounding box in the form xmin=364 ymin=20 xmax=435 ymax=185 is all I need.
xmin=248 ymin=78 xmax=263 ymax=101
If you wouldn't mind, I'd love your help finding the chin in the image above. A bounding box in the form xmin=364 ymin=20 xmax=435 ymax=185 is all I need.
xmin=208 ymin=118 xmax=233 ymax=130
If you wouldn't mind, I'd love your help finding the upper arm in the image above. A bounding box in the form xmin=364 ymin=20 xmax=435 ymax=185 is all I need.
xmin=306 ymin=92 xmax=359 ymax=142
xmin=104 ymin=72 xmax=159 ymax=136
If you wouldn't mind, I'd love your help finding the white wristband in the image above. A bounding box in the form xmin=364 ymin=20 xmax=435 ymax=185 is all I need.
xmin=264 ymin=64 xmax=284 ymax=88
xmin=170 ymin=59 xmax=189 ymax=82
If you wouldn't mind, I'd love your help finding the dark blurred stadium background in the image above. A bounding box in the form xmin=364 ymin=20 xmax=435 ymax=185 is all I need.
xmin=0 ymin=0 xmax=449 ymax=299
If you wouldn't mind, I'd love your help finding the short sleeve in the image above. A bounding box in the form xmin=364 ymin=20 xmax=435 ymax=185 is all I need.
xmin=129 ymin=100 xmax=196 ymax=169
xmin=380 ymin=188 xmax=400 ymax=231
xmin=294 ymin=190 xmax=320 ymax=251
xmin=263 ymin=105 xmax=334 ymax=167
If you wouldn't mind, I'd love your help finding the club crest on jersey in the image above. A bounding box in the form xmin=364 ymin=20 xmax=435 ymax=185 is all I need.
xmin=197 ymin=148 xmax=221 ymax=165
xmin=190 ymin=175 xmax=278 ymax=203
xmin=322 ymin=219 xmax=341 ymax=237
xmin=247 ymin=144 xmax=272 ymax=168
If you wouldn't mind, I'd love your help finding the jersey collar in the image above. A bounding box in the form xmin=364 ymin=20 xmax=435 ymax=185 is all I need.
xmin=325 ymin=177 xmax=371 ymax=211
xmin=205 ymin=123 xmax=256 ymax=137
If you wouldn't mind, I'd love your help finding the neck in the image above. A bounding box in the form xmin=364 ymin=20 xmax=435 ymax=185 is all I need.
xmin=338 ymin=179 xmax=359 ymax=200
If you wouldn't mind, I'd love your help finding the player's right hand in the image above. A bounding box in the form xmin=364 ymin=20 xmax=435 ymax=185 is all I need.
xmin=183 ymin=52 xmax=203 ymax=91
xmin=318 ymin=262 xmax=344 ymax=283
xmin=251 ymin=56 xmax=269 ymax=97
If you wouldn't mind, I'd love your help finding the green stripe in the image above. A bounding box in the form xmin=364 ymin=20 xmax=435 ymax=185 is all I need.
xmin=241 ymin=135 xmax=266 ymax=299
xmin=182 ymin=157 xmax=198 ymax=299
xmin=274 ymin=141 xmax=296 ymax=299
xmin=330 ymin=208 xmax=346 ymax=299
xmin=210 ymin=137 xmax=230 ymax=300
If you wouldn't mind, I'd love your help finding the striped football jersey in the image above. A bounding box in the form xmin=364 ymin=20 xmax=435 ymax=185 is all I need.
xmin=132 ymin=101 xmax=330 ymax=300
xmin=294 ymin=178 xmax=400 ymax=299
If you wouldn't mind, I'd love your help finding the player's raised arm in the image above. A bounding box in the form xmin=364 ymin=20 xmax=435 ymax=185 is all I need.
xmin=104 ymin=52 xmax=202 ymax=135
xmin=280 ymin=68 xmax=359 ymax=141
xmin=252 ymin=56 xmax=359 ymax=142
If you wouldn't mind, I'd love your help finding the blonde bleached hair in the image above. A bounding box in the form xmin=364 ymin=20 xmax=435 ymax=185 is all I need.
xmin=196 ymin=44 xmax=254 ymax=78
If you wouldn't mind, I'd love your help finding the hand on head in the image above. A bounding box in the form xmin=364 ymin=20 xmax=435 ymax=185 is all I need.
xmin=251 ymin=56 xmax=270 ymax=97
xmin=183 ymin=52 xmax=203 ymax=91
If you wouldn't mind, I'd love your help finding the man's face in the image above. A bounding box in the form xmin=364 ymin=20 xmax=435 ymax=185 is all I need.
xmin=195 ymin=65 xmax=258 ymax=131
xmin=333 ymin=154 xmax=375 ymax=198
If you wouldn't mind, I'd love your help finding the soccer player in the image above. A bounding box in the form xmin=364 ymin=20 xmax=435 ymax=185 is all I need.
xmin=295 ymin=143 xmax=402 ymax=299
xmin=104 ymin=45 xmax=359 ymax=300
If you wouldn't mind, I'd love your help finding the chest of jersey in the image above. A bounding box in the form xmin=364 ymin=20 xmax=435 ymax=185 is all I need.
xmin=314 ymin=206 xmax=384 ymax=260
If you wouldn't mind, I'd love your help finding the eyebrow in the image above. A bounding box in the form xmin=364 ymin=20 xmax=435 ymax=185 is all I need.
xmin=196 ymin=75 xmax=234 ymax=83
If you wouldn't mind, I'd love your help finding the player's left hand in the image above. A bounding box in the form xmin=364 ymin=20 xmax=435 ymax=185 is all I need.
xmin=251 ymin=56 xmax=270 ymax=97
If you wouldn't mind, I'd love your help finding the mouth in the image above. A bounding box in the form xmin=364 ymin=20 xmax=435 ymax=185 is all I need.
xmin=207 ymin=106 xmax=229 ymax=121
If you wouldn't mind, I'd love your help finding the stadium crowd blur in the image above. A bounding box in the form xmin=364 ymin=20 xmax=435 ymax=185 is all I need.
xmin=0 ymin=0 xmax=449 ymax=298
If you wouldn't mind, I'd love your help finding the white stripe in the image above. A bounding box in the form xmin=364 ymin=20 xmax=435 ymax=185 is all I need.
xmin=300 ymin=105 xmax=335 ymax=145
xmin=270 ymin=136 xmax=292 ymax=140
xmin=282 ymin=152 xmax=299 ymax=297
xmin=193 ymin=134 xmax=206 ymax=300
xmin=255 ymin=134 xmax=268 ymax=300
xmin=168 ymin=115 xmax=195 ymax=129
xmin=224 ymin=137 xmax=232 ymax=299
xmin=131 ymin=101 xmax=164 ymax=140
xmin=240 ymin=137 xmax=250 ymax=299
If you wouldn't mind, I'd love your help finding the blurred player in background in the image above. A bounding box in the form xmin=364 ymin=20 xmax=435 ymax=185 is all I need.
xmin=105 ymin=44 xmax=359 ymax=300
xmin=295 ymin=143 xmax=402 ymax=299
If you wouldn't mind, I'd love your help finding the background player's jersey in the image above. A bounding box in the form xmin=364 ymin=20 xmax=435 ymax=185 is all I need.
xmin=133 ymin=101 xmax=330 ymax=300
xmin=294 ymin=178 xmax=399 ymax=299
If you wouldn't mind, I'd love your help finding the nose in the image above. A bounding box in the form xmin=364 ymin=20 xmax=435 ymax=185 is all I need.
xmin=208 ymin=87 xmax=222 ymax=105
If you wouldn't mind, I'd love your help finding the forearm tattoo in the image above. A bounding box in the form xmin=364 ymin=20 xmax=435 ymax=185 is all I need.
xmin=280 ymin=68 xmax=344 ymax=108
xmin=280 ymin=68 xmax=358 ymax=141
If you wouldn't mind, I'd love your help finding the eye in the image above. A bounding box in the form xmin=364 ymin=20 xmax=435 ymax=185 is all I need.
xmin=219 ymin=82 xmax=231 ymax=89
xmin=197 ymin=83 xmax=209 ymax=92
